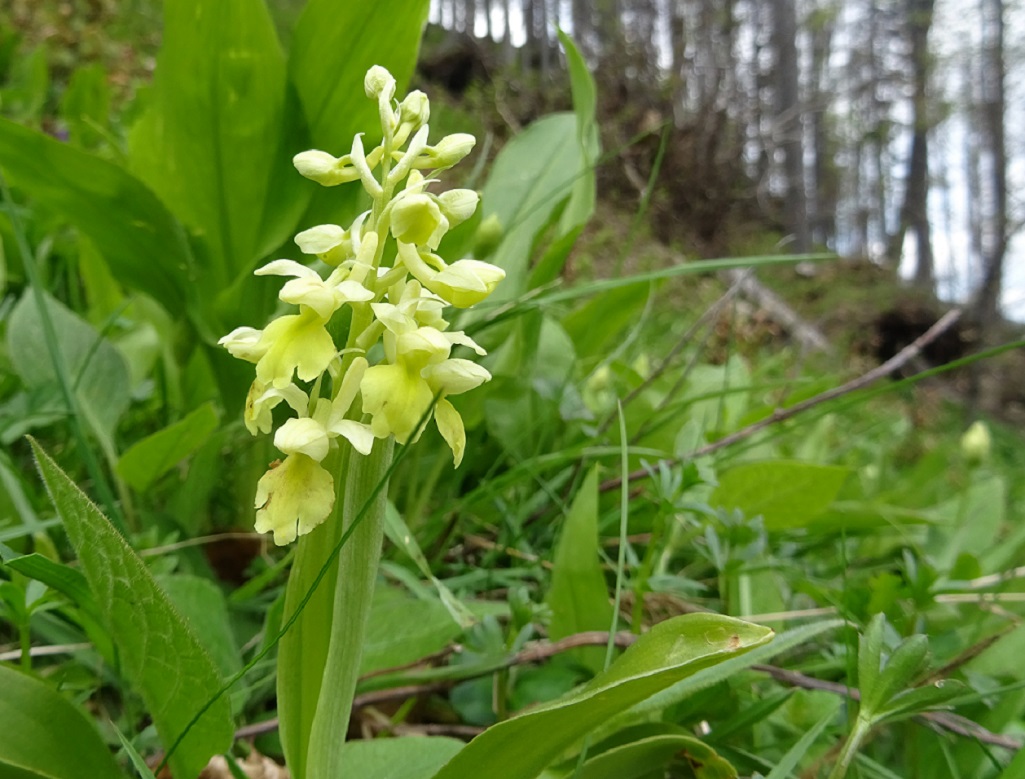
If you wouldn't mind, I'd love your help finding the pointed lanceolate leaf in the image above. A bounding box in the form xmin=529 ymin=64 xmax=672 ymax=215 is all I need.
xmin=546 ymin=466 xmax=615 ymax=673
xmin=875 ymin=679 xmax=965 ymax=724
xmin=0 ymin=118 xmax=191 ymax=314
xmin=30 ymin=439 xmax=234 ymax=779
xmin=0 ymin=663 xmax=124 ymax=779
xmin=338 ymin=737 xmax=464 ymax=779
xmin=430 ymin=614 xmax=773 ymax=779
xmin=858 ymin=613 xmax=887 ymax=713
xmin=872 ymin=633 xmax=929 ymax=713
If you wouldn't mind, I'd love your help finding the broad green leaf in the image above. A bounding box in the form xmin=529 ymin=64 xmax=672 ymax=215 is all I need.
xmin=289 ymin=0 xmax=430 ymax=150
xmin=116 ymin=402 xmax=219 ymax=492
xmin=930 ymin=476 xmax=1006 ymax=571
xmin=158 ymin=574 xmax=244 ymax=700
xmin=481 ymin=113 xmax=588 ymax=299
xmin=0 ymin=663 xmax=124 ymax=779
xmin=816 ymin=501 xmax=936 ymax=531
xmin=360 ymin=584 xmax=463 ymax=676
xmin=338 ymin=737 xmax=464 ymax=779
xmin=128 ymin=0 xmax=307 ymax=301
xmin=430 ymin=613 xmax=773 ymax=779
xmin=7 ymin=291 xmax=130 ymax=444
xmin=0 ymin=45 xmax=48 ymax=123
xmin=546 ymin=467 xmax=615 ymax=673
xmin=709 ymin=460 xmax=849 ymax=531
xmin=30 ymin=440 xmax=234 ymax=779
xmin=0 ymin=118 xmax=191 ymax=314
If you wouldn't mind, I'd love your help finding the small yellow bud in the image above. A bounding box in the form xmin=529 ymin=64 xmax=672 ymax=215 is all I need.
xmin=292 ymin=150 xmax=360 ymax=186
xmin=418 ymin=133 xmax=476 ymax=170
xmin=437 ymin=189 xmax=480 ymax=227
xmin=399 ymin=90 xmax=431 ymax=130
xmin=294 ymin=224 xmax=351 ymax=265
xmin=364 ymin=65 xmax=396 ymax=100
xmin=473 ymin=213 xmax=503 ymax=258
xmin=961 ymin=421 xmax=992 ymax=463
xmin=426 ymin=259 xmax=506 ymax=307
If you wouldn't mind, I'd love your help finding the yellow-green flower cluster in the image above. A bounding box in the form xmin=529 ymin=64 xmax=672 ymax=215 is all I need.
xmin=220 ymin=65 xmax=504 ymax=545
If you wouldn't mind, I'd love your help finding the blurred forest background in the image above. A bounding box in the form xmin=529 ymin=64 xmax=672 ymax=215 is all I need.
xmin=424 ymin=0 xmax=1020 ymax=328
xmin=2 ymin=0 xmax=1023 ymax=417
xmin=5 ymin=0 xmax=1023 ymax=315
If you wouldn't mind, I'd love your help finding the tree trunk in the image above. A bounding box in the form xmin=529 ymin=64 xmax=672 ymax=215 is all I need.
xmin=974 ymin=0 xmax=1008 ymax=327
xmin=770 ymin=0 xmax=810 ymax=252
xmin=809 ymin=4 xmax=838 ymax=248
xmin=888 ymin=0 xmax=936 ymax=288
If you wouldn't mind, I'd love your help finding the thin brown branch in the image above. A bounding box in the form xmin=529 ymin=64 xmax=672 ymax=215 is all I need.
xmin=233 ymin=624 xmax=1019 ymax=753
xmin=233 ymin=632 xmax=639 ymax=740
xmin=601 ymin=308 xmax=963 ymax=493
xmin=595 ymin=272 xmax=751 ymax=438
xmin=753 ymin=662 xmax=1022 ymax=751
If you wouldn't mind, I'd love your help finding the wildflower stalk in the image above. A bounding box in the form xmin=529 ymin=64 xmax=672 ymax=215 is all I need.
xmin=220 ymin=65 xmax=503 ymax=778
xmin=307 ymin=437 xmax=394 ymax=775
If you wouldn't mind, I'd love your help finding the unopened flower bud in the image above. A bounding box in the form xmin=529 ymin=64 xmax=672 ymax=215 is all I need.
xmin=294 ymin=224 xmax=351 ymax=265
xmin=437 ymin=189 xmax=479 ymax=227
xmin=426 ymin=259 xmax=505 ymax=308
xmin=293 ymin=150 xmax=360 ymax=186
xmin=364 ymin=65 xmax=396 ymax=101
xmin=473 ymin=213 xmax=503 ymax=258
xmin=418 ymin=133 xmax=476 ymax=170
xmin=399 ymin=90 xmax=431 ymax=129
xmin=961 ymin=420 xmax=992 ymax=463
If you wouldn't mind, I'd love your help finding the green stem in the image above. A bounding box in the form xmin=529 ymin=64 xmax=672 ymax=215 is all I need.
xmin=827 ymin=715 xmax=873 ymax=779
xmin=19 ymin=619 xmax=31 ymax=671
xmin=276 ymin=445 xmax=349 ymax=778
xmin=306 ymin=436 xmax=395 ymax=777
